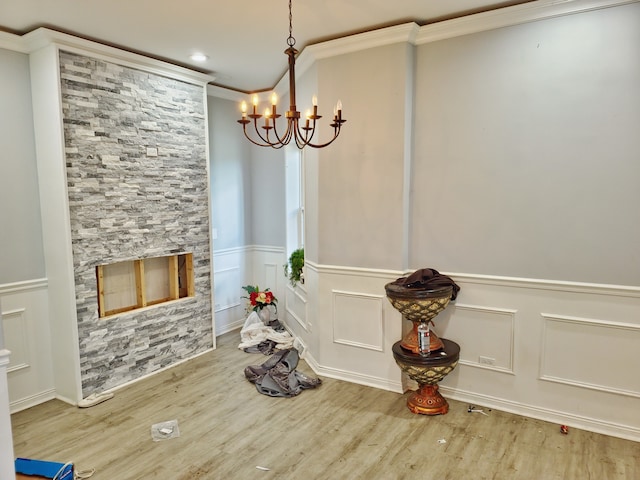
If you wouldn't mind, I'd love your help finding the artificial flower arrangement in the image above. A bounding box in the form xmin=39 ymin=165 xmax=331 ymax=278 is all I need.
xmin=242 ymin=285 xmax=278 ymax=313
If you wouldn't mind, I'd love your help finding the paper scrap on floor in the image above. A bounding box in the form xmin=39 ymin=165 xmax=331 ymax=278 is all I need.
xmin=151 ymin=419 xmax=180 ymax=441
xmin=238 ymin=311 xmax=294 ymax=351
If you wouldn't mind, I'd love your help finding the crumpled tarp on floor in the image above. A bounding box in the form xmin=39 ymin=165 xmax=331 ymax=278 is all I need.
xmin=238 ymin=311 xmax=294 ymax=354
xmin=244 ymin=348 xmax=322 ymax=397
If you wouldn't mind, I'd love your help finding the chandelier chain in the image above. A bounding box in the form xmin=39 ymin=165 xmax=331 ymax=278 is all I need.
xmin=287 ymin=0 xmax=295 ymax=47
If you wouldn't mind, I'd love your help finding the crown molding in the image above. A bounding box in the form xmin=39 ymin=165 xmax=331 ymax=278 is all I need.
xmin=415 ymin=0 xmax=639 ymax=44
xmin=272 ymin=22 xmax=420 ymax=95
xmin=206 ymin=84 xmax=248 ymax=101
xmin=200 ymin=0 xmax=640 ymax=99
xmin=19 ymin=28 xmax=215 ymax=86
xmin=0 ymin=31 xmax=28 ymax=53
xmin=273 ymin=0 xmax=637 ymax=94
xmin=304 ymin=22 xmax=420 ymax=63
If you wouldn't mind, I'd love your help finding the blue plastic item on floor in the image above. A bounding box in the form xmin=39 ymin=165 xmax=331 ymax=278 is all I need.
xmin=15 ymin=458 xmax=74 ymax=480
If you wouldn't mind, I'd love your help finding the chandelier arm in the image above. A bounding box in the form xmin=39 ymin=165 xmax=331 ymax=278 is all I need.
xmin=303 ymin=122 xmax=318 ymax=142
xmin=304 ymin=124 xmax=346 ymax=149
xmin=243 ymin=118 xmax=287 ymax=148
xmin=264 ymin=127 xmax=289 ymax=149
xmin=295 ymin=124 xmax=319 ymax=149
xmin=266 ymin=118 xmax=296 ymax=149
xmin=294 ymin=124 xmax=313 ymax=148
xmin=242 ymin=123 xmax=276 ymax=148
xmin=265 ymin=124 xmax=293 ymax=149
xmin=292 ymin=128 xmax=304 ymax=149
xmin=269 ymin=117 xmax=293 ymax=146
xmin=266 ymin=138 xmax=288 ymax=150
xmin=252 ymin=119 xmax=277 ymax=145
xmin=282 ymin=120 xmax=296 ymax=145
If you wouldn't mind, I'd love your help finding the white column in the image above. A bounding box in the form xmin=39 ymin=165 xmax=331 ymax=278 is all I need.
xmin=0 ymin=298 xmax=16 ymax=479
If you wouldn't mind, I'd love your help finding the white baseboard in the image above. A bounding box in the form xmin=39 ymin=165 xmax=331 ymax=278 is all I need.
xmin=304 ymin=350 xmax=403 ymax=394
xmin=10 ymin=389 xmax=56 ymax=414
xmin=439 ymin=386 xmax=640 ymax=443
xmin=216 ymin=318 xmax=244 ymax=336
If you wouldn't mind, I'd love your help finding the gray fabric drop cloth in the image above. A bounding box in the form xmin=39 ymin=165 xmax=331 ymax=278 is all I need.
xmin=244 ymin=348 xmax=321 ymax=397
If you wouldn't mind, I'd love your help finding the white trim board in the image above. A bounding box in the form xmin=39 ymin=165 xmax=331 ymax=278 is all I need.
xmin=440 ymin=386 xmax=640 ymax=442
xmin=0 ymin=279 xmax=48 ymax=295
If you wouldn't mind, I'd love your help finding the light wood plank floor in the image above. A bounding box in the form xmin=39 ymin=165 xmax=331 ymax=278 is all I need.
xmin=12 ymin=331 xmax=640 ymax=479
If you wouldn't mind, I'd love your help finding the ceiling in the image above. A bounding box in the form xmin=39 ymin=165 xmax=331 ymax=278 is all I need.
xmin=0 ymin=0 xmax=533 ymax=92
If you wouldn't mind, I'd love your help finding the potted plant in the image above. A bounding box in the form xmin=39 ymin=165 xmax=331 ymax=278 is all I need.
xmin=284 ymin=248 xmax=304 ymax=287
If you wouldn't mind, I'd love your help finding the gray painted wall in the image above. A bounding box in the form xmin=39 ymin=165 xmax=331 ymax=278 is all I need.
xmin=315 ymin=42 xmax=413 ymax=271
xmin=2 ymin=2 xmax=639 ymax=291
xmin=0 ymin=49 xmax=45 ymax=284
xmin=250 ymin=144 xmax=286 ymax=247
xmin=411 ymin=3 xmax=640 ymax=285
xmin=296 ymin=4 xmax=639 ymax=286
xmin=208 ymin=96 xmax=253 ymax=250
xmin=208 ymin=95 xmax=286 ymax=250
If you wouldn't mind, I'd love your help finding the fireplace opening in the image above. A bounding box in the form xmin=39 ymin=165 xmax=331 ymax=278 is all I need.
xmin=96 ymin=253 xmax=194 ymax=318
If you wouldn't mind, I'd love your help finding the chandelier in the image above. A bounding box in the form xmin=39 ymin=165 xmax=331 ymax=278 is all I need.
xmin=237 ymin=0 xmax=346 ymax=149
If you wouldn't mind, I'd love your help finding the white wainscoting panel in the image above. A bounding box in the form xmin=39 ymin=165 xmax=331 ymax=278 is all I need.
xmin=213 ymin=266 xmax=241 ymax=310
xmin=213 ymin=245 xmax=286 ymax=335
xmin=540 ymin=314 xmax=640 ymax=398
xmin=439 ymin=303 xmax=516 ymax=374
xmin=2 ymin=309 xmax=30 ymax=373
xmin=286 ymin=285 xmax=308 ymax=331
xmin=307 ymin=264 xmax=404 ymax=392
xmin=265 ymin=263 xmax=278 ymax=292
xmin=304 ymin=265 xmax=640 ymax=441
xmin=0 ymin=279 xmax=56 ymax=412
xmin=212 ymin=247 xmax=248 ymax=335
xmin=251 ymin=245 xmax=286 ymax=305
xmin=332 ymin=290 xmax=385 ymax=352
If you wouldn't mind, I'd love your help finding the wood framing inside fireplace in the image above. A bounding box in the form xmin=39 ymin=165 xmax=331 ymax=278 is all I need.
xmin=96 ymin=253 xmax=194 ymax=317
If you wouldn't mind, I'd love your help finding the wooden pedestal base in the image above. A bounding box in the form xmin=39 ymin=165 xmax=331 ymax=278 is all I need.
xmin=392 ymin=339 xmax=459 ymax=416
xmin=407 ymin=384 xmax=449 ymax=415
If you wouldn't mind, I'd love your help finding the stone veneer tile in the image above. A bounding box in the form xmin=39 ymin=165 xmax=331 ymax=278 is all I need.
xmin=59 ymin=50 xmax=213 ymax=396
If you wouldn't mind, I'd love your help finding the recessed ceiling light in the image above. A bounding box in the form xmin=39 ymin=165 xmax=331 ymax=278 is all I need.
xmin=190 ymin=53 xmax=208 ymax=62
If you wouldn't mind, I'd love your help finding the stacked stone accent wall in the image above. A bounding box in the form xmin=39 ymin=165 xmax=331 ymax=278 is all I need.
xmin=59 ymin=50 xmax=213 ymax=396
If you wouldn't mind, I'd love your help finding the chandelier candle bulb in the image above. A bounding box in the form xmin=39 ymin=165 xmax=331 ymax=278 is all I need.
xmin=271 ymin=92 xmax=278 ymax=105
